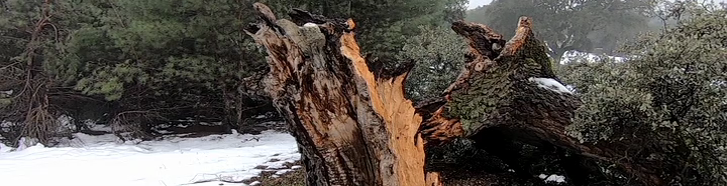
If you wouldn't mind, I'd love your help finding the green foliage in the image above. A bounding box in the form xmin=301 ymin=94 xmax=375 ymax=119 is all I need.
xmin=1 ymin=0 xmax=467 ymax=142
xmin=0 ymin=0 xmax=270 ymax=142
xmin=75 ymin=0 xmax=259 ymax=96
xmin=0 ymin=0 xmax=84 ymax=145
xmin=277 ymin=0 xmax=467 ymax=61
xmin=561 ymin=4 xmax=727 ymax=184
xmin=370 ymin=0 xmax=466 ymax=60
xmin=0 ymin=0 xmax=39 ymax=64
xmin=50 ymin=0 xmax=465 ymax=104
xmin=398 ymin=26 xmax=467 ymax=101
xmin=562 ymin=60 xmax=655 ymax=142
xmin=48 ymin=0 xmax=268 ymax=105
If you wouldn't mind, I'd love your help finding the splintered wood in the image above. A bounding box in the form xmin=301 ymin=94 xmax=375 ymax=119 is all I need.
xmin=247 ymin=3 xmax=435 ymax=186
xmin=247 ymin=3 xmax=664 ymax=185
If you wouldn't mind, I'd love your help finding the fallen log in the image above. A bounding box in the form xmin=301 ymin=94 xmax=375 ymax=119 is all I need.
xmin=420 ymin=18 xmax=664 ymax=186
xmin=246 ymin=3 xmax=663 ymax=186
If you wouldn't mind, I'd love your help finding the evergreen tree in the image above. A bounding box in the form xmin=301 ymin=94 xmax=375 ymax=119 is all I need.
xmin=559 ymin=2 xmax=727 ymax=184
xmin=274 ymin=0 xmax=467 ymax=62
xmin=398 ymin=26 xmax=467 ymax=102
xmin=0 ymin=0 xmax=468 ymax=144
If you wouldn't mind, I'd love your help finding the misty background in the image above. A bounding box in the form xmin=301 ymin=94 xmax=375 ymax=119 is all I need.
xmin=468 ymin=0 xmax=727 ymax=9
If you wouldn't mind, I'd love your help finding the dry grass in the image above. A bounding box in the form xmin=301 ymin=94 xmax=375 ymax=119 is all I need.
xmin=19 ymin=82 xmax=61 ymax=145
xmin=248 ymin=161 xmax=522 ymax=186
xmin=244 ymin=161 xmax=305 ymax=186
xmin=21 ymin=105 xmax=57 ymax=144
xmin=250 ymin=169 xmax=305 ymax=186
xmin=109 ymin=111 xmax=162 ymax=141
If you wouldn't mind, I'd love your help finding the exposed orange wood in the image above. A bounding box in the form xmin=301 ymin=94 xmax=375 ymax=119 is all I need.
xmin=500 ymin=16 xmax=533 ymax=57
xmin=419 ymin=107 xmax=464 ymax=146
xmin=340 ymin=20 xmax=428 ymax=186
xmin=426 ymin=172 xmax=444 ymax=186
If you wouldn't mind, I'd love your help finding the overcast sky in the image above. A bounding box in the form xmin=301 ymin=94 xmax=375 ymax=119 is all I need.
xmin=466 ymin=0 xmax=727 ymax=9
xmin=467 ymin=0 xmax=492 ymax=9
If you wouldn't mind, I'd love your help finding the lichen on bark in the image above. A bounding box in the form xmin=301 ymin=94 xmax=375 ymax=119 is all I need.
xmin=444 ymin=17 xmax=560 ymax=136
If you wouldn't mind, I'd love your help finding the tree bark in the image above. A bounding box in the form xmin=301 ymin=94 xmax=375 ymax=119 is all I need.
xmin=247 ymin=3 xmax=664 ymax=186
xmin=246 ymin=3 xmax=436 ymax=185
xmin=420 ymin=18 xmax=664 ymax=186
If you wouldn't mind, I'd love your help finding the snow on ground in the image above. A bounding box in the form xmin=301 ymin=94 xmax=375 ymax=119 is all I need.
xmin=539 ymin=174 xmax=567 ymax=183
xmin=303 ymin=22 xmax=318 ymax=27
xmin=0 ymin=89 xmax=12 ymax=96
xmin=0 ymin=130 xmax=299 ymax=186
xmin=549 ymin=50 xmax=630 ymax=94
xmin=560 ymin=50 xmax=628 ymax=64
xmin=0 ymin=141 xmax=11 ymax=153
xmin=529 ymin=77 xmax=573 ymax=94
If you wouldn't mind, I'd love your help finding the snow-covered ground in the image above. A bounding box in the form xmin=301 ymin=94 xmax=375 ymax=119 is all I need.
xmin=560 ymin=50 xmax=629 ymax=64
xmin=539 ymin=174 xmax=566 ymax=183
xmin=529 ymin=77 xmax=573 ymax=94
xmin=0 ymin=130 xmax=300 ymax=186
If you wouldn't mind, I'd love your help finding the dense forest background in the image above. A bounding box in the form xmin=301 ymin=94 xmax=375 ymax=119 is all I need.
xmin=1 ymin=0 xmax=727 ymax=185
xmin=0 ymin=0 xmax=468 ymax=143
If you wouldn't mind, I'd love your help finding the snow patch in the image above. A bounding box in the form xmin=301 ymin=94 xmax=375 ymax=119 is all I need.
xmin=529 ymin=78 xmax=573 ymax=94
xmin=560 ymin=50 xmax=628 ymax=64
xmin=57 ymin=115 xmax=76 ymax=133
xmin=0 ymin=121 xmax=9 ymax=136
xmin=0 ymin=130 xmax=299 ymax=186
xmin=0 ymin=89 xmax=12 ymax=95
xmin=16 ymin=137 xmax=42 ymax=151
xmin=0 ymin=142 xmax=12 ymax=153
xmin=275 ymin=169 xmax=293 ymax=175
xmin=249 ymin=181 xmax=261 ymax=185
xmin=89 ymin=124 xmax=114 ymax=132
xmin=303 ymin=22 xmax=318 ymax=27
xmin=539 ymin=174 xmax=566 ymax=183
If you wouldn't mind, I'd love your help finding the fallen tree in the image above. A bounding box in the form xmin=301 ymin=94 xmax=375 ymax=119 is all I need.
xmin=245 ymin=3 xmax=665 ymax=185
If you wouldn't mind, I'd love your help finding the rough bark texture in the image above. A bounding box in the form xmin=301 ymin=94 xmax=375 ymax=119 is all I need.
xmin=245 ymin=3 xmax=435 ymax=186
xmin=419 ymin=18 xmax=664 ymax=186
xmin=247 ymin=3 xmax=665 ymax=186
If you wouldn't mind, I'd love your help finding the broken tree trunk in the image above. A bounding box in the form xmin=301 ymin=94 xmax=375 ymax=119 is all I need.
xmin=245 ymin=3 xmax=435 ymax=186
xmin=247 ymin=2 xmax=664 ymax=186
xmin=419 ymin=18 xmax=665 ymax=185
